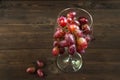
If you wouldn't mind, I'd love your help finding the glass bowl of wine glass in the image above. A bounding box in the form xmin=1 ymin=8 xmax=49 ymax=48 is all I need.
xmin=52 ymin=8 xmax=93 ymax=72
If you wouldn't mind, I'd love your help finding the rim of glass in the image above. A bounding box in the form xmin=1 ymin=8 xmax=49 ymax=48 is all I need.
xmin=57 ymin=8 xmax=93 ymax=27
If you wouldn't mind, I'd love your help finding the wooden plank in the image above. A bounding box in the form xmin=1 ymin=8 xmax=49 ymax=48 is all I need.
xmin=84 ymin=49 xmax=120 ymax=62
xmin=0 ymin=10 xmax=57 ymax=25
xmin=90 ymin=9 xmax=120 ymax=25
xmin=0 ymin=49 xmax=119 ymax=64
xmin=0 ymin=59 xmax=119 ymax=80
xmin=0 ymin=0 xmax=120 ymax=10
xmin=0 ymin=64 xmax=119 ymax=80
xmin=0 ymin=24 xmax=53 ymax=33
xmin=0 ymin=24 xmax=119 ymax=37
xmin=0 ymin=25 xmax=53 ymax=49
xmin=53 ymin=74 xmax=120 ymax=80
xmin=0 ymin=49 xmax=120 ymax=80
xmin=0 ymin=1 xmax=119 ymax=25
xmin=91 ymin=24 xmax=120 ymax=49
xmin=0 ymin=9 xmax=120 ymax=25
xmin=85 ymin=0 xmax=120 ymax=9
xmin=0 ymin=24 xmax=119 ymax=49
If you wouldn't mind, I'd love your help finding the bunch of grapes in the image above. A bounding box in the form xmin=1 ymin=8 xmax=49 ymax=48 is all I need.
xmin=52 ymin=11 xmax=92 ymax=56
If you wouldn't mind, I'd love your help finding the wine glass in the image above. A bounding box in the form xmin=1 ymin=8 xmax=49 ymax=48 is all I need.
xmin=54 ymin=8 xmax=93 ymax=72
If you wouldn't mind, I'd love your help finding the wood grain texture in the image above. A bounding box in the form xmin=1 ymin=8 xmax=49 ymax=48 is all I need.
xmin=0 ymin=0 xmax=120 ymax=80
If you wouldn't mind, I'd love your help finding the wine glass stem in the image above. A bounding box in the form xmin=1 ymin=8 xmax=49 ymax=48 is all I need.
xmin=68 ymin=55 xmax=72 ymax=62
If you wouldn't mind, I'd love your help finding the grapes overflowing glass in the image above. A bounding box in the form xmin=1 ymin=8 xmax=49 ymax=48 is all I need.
xmin=52 ymin=8 xmax=93 ymax=72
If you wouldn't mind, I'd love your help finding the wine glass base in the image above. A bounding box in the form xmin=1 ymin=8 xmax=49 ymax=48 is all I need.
xmin=56 ymin=53 xmax=82 ymax=72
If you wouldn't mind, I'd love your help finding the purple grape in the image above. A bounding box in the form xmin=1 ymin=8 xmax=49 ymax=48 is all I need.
xmin=68 ymin=44 xmax=76 ymax=55
xmin=74 ymin=20 xmax=80 ymax=26
xmin=85 ymin=35 xmax=91 ymax=42
xmin=59 ymin=40 xmax=68 ymax=47
xmin=59 ymin=47 xmax=65 ymax=54
xmin=78 ymin=17 xmax=88 ymax=25
xmin=57 ymin=16 xmax=67 ymax=27
xmin=53 ymin=29 xmax=64 ymax=39
xmin=82 ymin=24 xmax=91 ymax=34
xmin=65 ymin=33 xmax=75 ymax=45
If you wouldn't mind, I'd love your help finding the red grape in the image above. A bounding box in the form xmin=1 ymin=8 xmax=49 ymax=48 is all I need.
xmin=52 ymin=47 xmax=59 ymax=56
xmin=85 ymin=35 xmax=91 ymax=42
xmin=59 ymin=40 xmax=68 ymax=47
xmin=26 ymin=67 xmax=36 ymax=74
xmin=65 ymin=33 xmax=75 ymax=45
xmin=67 ymin=12 xmax=76 ymax=19
xmin=77 ymin=46 xmax=85 ymax=54
xmin=68 ymin=44 xmax=76 ymax=55
xmin=78 ymin=17 xmax=88 ymax=25
xmin=68 ymin=24 xmax=79 ymax=33
xmin=37 ymin=69 xmax=44 ymax=77
xmin=67 ymin=17 xmax=73 ymax=24
xmin=36 ymin=60 xmax=44 ymax=68
xmin=57 ymin=16 xmax=67 ymax=27
xmin=82 ymin=24 xmax=91 ymax=34
xmin=59 ymin=47 xmax=65 ymax=54
xmin=77 ymin=37 xmax=88 ymax=49
xmin=53 ymin=28 xmax=65 ymax=39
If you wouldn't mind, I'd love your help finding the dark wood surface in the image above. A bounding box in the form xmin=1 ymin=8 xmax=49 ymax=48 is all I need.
xmin=0 ymin=0 xmax=120 ymax=80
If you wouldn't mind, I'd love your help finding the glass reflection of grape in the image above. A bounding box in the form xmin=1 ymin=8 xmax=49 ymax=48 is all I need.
xmin=52 ymin=8 xmax=93 ymax=72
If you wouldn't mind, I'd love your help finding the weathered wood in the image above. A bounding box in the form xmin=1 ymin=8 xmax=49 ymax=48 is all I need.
xmin=0 ymin=24 xmax=119 ymax=49
xmin=0 ymin=1 xmax=119 ymax=24
xmin=0 ymin=49 xmax=120 ymax=80
xmin=0 ymin=1 xmax=120 ymax=80
xmin=0 ymin=49 xmax=119 ymax=64
xmin=0 ymin=9 xmax=120 ymax=25
xmin=0 ymin=0 xmax=120 ymax=10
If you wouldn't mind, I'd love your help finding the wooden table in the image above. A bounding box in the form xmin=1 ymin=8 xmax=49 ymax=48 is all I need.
xmin=0 ymin=1 xmax=120 ymax=80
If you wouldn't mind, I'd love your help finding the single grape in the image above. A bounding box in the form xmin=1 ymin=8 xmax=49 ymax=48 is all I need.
xmin=78 ymin=17 xmax=88 ymax=25
xmin=59 ymin=40 xmax=68 ymax=47
xmin=67 ymin=11 xmax=76 ymax=19
xmin=52 ymin=47 xmax=59 ymax=56
xmin=57 ymin=16 xmax=67 ymax=27
xmin=26 ymin=67 xmax=36 ymax=74
xmin=68 ymin=44 xmax=76 ymax=55
xmin=77 ymin=46 xmax=85 ymax=54
xmin=59 ymin=47 xmax=65 ymax=54
xmin=36 ymin=60 xmax=44 ymax=68
xmin=77 ymin=37 xmax=88 ymax=49
xmin=37 ymin=69 xmax=44 ymax=77
xmin=53 ymin=28 xmax=65 ymax=39
xmin=68 ymin=24 xmax=79 ymax=33
xmin=82 ymin=24 xmax=91 ymax=34
xmin=67 ymin=17 xmax=73 ymax=24
xmin=65 ymin=33 xmax=75 ymax=45
xmin=85 ymin=35 xmax=91 ymax=42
